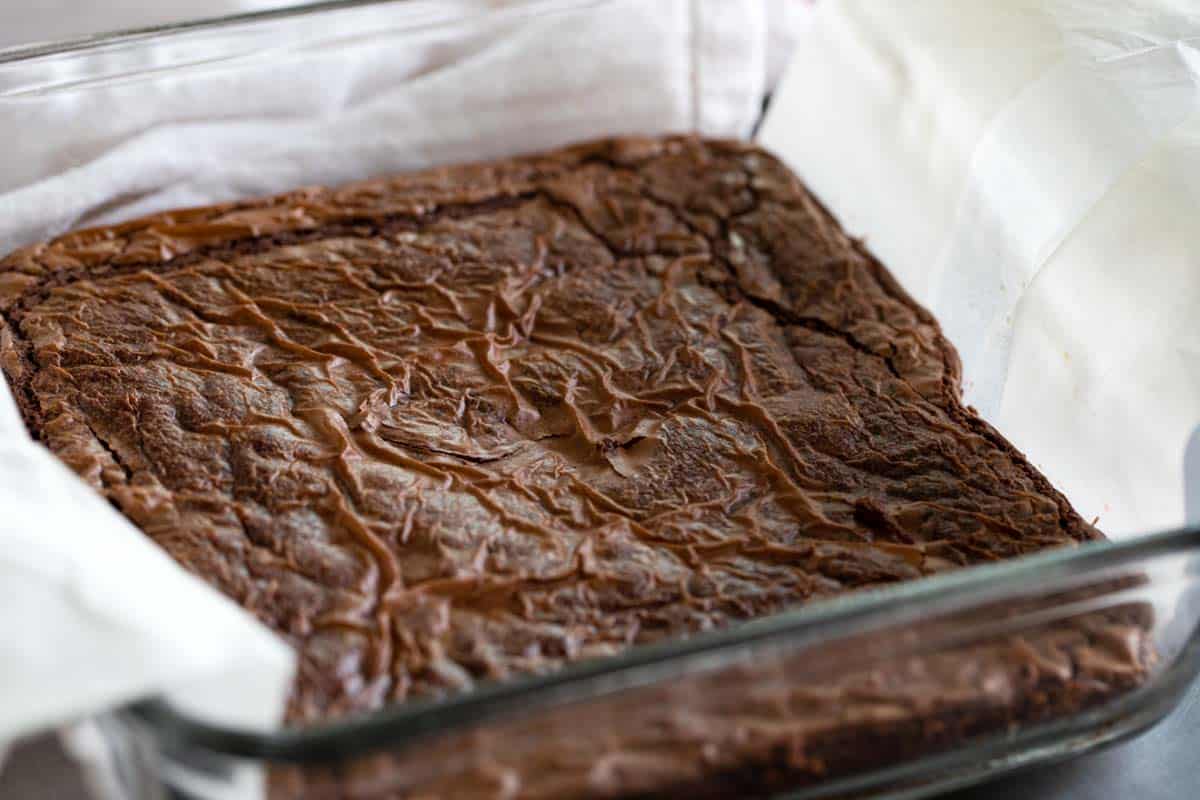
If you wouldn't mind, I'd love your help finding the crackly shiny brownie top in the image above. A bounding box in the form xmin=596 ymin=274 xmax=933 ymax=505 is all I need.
xmin=0 ymin=136 xmax=1098 ymax=723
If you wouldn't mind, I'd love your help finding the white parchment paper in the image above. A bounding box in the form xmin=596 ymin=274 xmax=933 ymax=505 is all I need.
xmin=760 ymin=0 xmax=1200 ymax=538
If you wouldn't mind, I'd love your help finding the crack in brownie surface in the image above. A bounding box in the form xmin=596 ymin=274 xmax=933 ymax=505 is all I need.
xmin=0 ymin=137 xmax=1137 ymax=795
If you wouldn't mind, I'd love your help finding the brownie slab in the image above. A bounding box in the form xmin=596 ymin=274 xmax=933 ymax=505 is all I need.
xmin=0 ymin=137 xmax=1141 ymax=796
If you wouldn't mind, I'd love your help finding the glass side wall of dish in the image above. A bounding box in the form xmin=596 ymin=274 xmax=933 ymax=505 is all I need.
xmin=99 ymin=536 xmax=1200 ymax=799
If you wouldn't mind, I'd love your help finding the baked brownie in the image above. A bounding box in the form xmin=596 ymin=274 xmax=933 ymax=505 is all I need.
xmin=0 ymin=137 xmax=1148 ymax=796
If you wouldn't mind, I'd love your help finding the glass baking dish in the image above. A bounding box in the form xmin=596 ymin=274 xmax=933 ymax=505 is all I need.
xmin=2 ymin=2 xmax=1198 ymax=798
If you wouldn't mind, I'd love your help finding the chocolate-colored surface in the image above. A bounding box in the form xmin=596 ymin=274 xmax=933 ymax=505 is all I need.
xmin=0 ymin=137 xmax=1143 ymax=797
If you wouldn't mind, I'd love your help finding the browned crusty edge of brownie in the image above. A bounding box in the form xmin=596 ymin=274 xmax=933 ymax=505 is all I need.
xmin=0 ymin=136 xmax=1143 ymax=798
